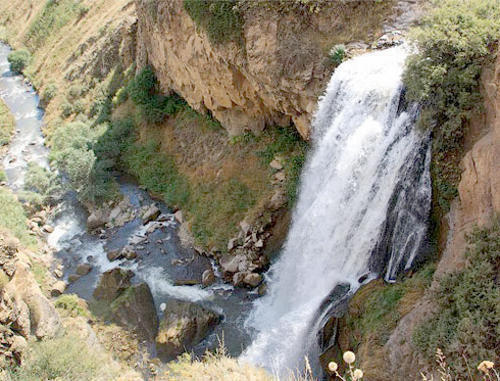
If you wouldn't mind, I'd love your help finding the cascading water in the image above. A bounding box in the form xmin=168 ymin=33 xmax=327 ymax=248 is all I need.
xmin=241 ymin=46 xmax=431 ymax=375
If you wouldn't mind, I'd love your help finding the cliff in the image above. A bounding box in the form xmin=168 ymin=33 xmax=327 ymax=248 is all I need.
xmin=135 ymin=0 xmax=402 ymax=138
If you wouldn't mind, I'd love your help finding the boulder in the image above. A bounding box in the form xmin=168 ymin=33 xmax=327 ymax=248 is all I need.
xmin=174 ymin=210 xmax=183 ymax=223
xmin=50 ymin=280 xmax=67 ymax=297
xmin=227 ymin=238 xmax=239 ymax=251
xmin=110 ymin=283 xmax=158 ymax=342
xmin=142 ymin=205 xmax=160 ymax=224
xmin=270 ymin=158 xmax=283 ymax=170
xmin=156 ymin=299 xmax=220 ymax=360
xmin=268 ymin=189 xmax=287 ymax=211
xmin=106 ymin=249 xmax=123 ymax=262
xmin=87 ymin=210 xmax=107 ymax=230
xmin=93 ymin=268 xmax=133 ymax=302
xmin=219 ymin=254 xmax=245 ymax=275
xmin=201 ymin=269 xmax=215 ymax=287
xmin=75 ymin=263 xmax=92 ymax=276
xmin=232 ymin=272 xmax=246 ymax=287
xmin=244 ymin=273 xmax=263 ymax=288
xmin=68 ymin=274 xmax=81 ymax=283
xmin=42 ymin=224 xmax=54 ymax=233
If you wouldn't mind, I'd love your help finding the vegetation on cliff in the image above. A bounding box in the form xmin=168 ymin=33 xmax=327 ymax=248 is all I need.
xmin=0 ymin=98 xmax=15 ymax=146
xmin=413 ymin=222 xmax=500 ymax=378
xmin=404 ymin=0 xmax=500 ymax=213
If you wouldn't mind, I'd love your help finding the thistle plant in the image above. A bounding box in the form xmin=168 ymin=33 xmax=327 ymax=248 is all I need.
xmin=328 ymin=351 xmax=364 ymax=380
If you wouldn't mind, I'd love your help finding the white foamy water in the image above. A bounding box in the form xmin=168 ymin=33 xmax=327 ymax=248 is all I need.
xmin=241 ymin=46 xmax=431 ymax=374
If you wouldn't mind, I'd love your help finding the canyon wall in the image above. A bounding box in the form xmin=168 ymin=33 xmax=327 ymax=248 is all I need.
xmin=134 ymin=0 xmax=398 ymax=138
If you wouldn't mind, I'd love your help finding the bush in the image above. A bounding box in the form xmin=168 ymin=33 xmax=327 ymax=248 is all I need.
xmin=0 ymin=99 xmax=15 ymax=146
xmin=7 ymin=50 xmax=31 ymax=74
xmin=24 ymin=162 xmax=64 ymax=205
xmin=25 ymin=0 xmax=84 ymax=50
xmin=0 ymin=188 xmax=37 ymax=248
xmin=184 ymin=0 xmax=243 ymax=45
xmin=328 ymin=44 xmax=346 ymax=66
xmin=40 ymin=83 xmax=58 ymax=107
xmin=54 ymin=294 xmax=90 ymax=318
xmin=127 ymin=66 xmax=186 ymax=124
xmin=404 ymin=0 xmax=500 ymax=213
xmin=413 ymin=222 xmax=500 ymax=378
xmin=60 ymin=101 xmax=73 ymax=118
xmin=6 ymin=334 xmax=118 ymax=380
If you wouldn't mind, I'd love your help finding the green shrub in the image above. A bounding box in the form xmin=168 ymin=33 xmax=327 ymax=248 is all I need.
xmin=68 ymin=84 xmax=84 ymax=100
xmin=124 ymin=141 xmax=190 ymax=208
xmin=112 ymin=86 xmax=128 ymax=107
xmin=60 ymin=101 xmax=74 ymax=118
xmin=72 ymin=99 xmax=86 ymax=115
xmin=7 ymin=50 xmax=31 ymax=74
xmin=328 ymin=44 xmax=346 ymax=66
xmin=6 ymin=334 xmax=118 ymax=380
xmin=54 ymin=294 xmax=90 ymax=318
xmin=0 ymin=99 xmax=15 ymax=146
xmin=25 ymin=0 xmax=84 ymax=50
xmin=413 ymin=222 xmax=499 ymax=378
xmin=40 ymin=83 xmax=58 ymax=107
xmin=127 ymin=66 xmax=186 ymax=124
xmin=24 ymin=162 xmax=64 ymax=205
xmin=184 ymin=0 xmax=243 ymax=45
xmin=0 ymin=188 xmax=37 ymax=248
xmin=257 ymin=126 xmax=308 ymax=206
xmin=404 ymin=0 xmax=500 ymax=213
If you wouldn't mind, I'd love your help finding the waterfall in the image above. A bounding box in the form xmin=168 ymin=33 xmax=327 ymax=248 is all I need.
xmin=241 ymin=46 xmax=431 ymax=375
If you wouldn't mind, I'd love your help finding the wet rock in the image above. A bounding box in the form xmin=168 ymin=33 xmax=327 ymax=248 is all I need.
xmin=68 ymin=274 xmax=81 ymax=283
xmin=50 ymin=280 xmax=67 ymax=297
xmin=106 ymin=248 xmax=123 ymax=262
xmin=142 ymin=204 xmax=160 ymax=224
xmin=93 ymin=268 xmax=133 ymax=302
xmin=125 ymin=250 xmax=137 ymax=260
xmin=111 ymin=283 xmax=158 ymax=342
xmin=173 ymin=279 xmax=199 ymax=286
xmin=42 ymin=224 xmax=54 ymax=234
xmin=75 ymin=263 xmax=92 ymax=276
xmin=201 ymin=269 xmax=215 ymax=287
xmin=53 ymin=268 xmax=63 ymax=278
xmin=244 ymin=273 xmax=263 ymax=288
xmin=146 ymin=222 xmax=161 ymax=235
xmin=258 ymin=282 xmax=267 ymax=296
xmin=156 ymin=299 xmax=220 ymax=360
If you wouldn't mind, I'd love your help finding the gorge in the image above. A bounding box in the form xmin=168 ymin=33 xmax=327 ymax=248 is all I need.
xmin=0 ymin=1 xmax=498 ymax=380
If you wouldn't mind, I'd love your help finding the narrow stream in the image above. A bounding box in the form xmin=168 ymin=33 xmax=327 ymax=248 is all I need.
xmin=0 ymin=43 xmax=255 ymax=359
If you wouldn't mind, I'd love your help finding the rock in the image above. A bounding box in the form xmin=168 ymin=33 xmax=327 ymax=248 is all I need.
xmin=219 ymin=254 xmax=245 ymax=274
xmin=75 ymin=263 xmax=92 ymax=276
xmin=227 ymin=238 xmax=239 ymax=251
xmin=156 ymin=299 xmax=220 ymax=360
xmin=125 ymin=250 xmax=137 ymax=260
xmin=50 ymin=280 xmax=67 ymax=297
xmin=53 ymin=268 xmax=63 ymax=278
xmin=68 ymin=274 xmax=81 ymax=283
xmin=258 ymin=282 xmax=267 ymax=296
xmin=173 ymin=279 xmax=199 ymax=286
xmin=274 ymin=171 xmax=286 ymax=182
xmin=232 ymin=272 xmax=246 ymax=287
xmin=174 ymin=210 xmax=183 ymax=223
xmin=42 ymin=224 xmax=54 ymax=233
xmin=87 ymin=210 xmax=107 ymax=230
xmin=10 ymin=335 xmax=27 ymax=362
xmin=146 ymin=222 xmax=161 ymax=235
xmin=201 ymin=269 xmax=215 ymax=287
xmin=268 ymin=189 xmax=287 ymax=211
xmin=239 ymin=220 xmax=251 ymax=235
xmin=255 ymin=239 xmax=264 ymax=248
xmin=270 ymin=159 xmax=283 ymax=170
xmin=142 ymin=204 xmax=161 ymax=224
xmin=111 ymin=283 xmax=158 ymax=342
xmin=244 ymin=273 xmax=263 ymax=288
xmin=93 ymin=268 xmax=134 ymax=302
xmin=106 ymin=249 xmax=123 ymax=262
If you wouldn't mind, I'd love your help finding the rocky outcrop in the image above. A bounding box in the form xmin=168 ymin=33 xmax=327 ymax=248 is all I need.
xmin=93 ymin=268 xmax=134 ymax=302
xmin=135 ymin=0 xmax=400 ymax=138
xmin=155 ymin=299 xmax=220 ymax=360
xmin=110 ymin=282 xmax=158 ymax=342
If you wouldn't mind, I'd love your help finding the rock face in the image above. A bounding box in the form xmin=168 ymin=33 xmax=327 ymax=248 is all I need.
xmin=135 ymin=1 xmax=396 ymax=138
xmin=110 ymin=283 xmax=158 ymax=342
xmin=93 ymin=268 xmax=134 ymax=302
xmin=155 ymin=299 xmax=220 ymax=360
